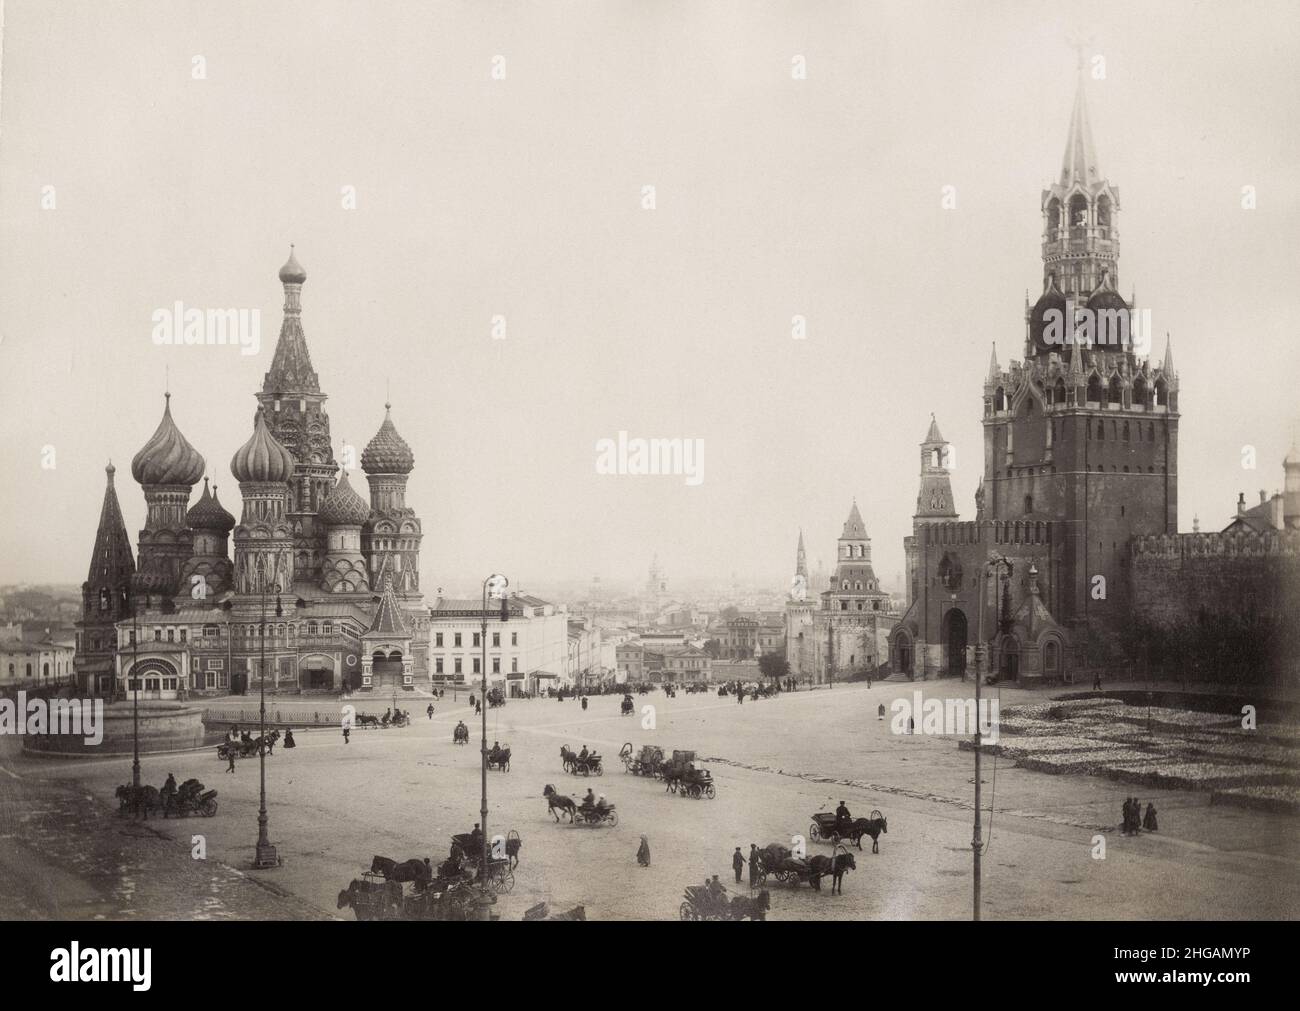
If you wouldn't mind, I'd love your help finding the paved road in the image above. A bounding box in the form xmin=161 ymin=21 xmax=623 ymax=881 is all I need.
xmin=3 ymin=682 xmax=1297 ymax=920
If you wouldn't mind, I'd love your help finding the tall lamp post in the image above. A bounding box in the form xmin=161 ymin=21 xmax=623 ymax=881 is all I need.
xmin=254 ymin=564 xmax=281 ymax=870
xmin=480 ymin=573 xmax=509 ymax=884
xmin=127 ymin=580 xmax=141 ymax=790
xmin=973 ymin=554 xmax=1012 ymax=920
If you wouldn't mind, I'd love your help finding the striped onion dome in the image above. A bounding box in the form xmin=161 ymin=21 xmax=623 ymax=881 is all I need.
xmin=318 ymin=470 xmax=372 ymax=527
xmin=230 ymin=408 xmax=296 ymax=484
xmin=131 ymin=393 xmax=206 ymax=487
xmin=186 ymin=478 xmax=236 ymax=533
xmin=360 ymin=404 xmax=414 ymax=475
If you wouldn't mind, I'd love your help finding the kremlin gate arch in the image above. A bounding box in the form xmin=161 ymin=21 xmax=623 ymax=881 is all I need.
xmin=941 ymin=608 xmax=967 ymax=677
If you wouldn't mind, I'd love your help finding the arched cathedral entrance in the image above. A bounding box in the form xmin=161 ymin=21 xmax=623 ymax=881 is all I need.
xmin=942 ymin=608 xmax=967 ymax=677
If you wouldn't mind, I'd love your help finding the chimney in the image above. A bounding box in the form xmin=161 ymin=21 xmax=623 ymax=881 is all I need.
xmin=1237 ymin=493 xmax=1246 ymax=516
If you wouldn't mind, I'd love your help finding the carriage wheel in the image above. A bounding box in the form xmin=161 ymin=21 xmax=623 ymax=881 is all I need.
xmin=606 ymin=811 xmax=618 ymax=827
xmin=596 ymin=766 xmax=603 ymax=777
xmin=679 ymin=902 xmax=695 ymax=921
xmin=808 ymin=823 xmax=820 ymax=840
xmin=500 ymin=870 xmax=515 ymax=893
xmin=704 ymin=783 xmax=716 ymax=799
xmin=201 ymin=798 xmax=218 ymax=817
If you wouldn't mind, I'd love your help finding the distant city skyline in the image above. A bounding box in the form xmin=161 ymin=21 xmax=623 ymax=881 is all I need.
xmin=2 ymin=1 xmax=1297 ymax=593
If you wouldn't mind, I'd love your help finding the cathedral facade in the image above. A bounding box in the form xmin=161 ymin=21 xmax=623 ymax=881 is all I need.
xmin=75 ymin=251 xmax=429 ymax=699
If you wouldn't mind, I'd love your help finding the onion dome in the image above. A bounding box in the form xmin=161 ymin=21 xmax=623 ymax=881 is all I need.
xmin=361 ymin=404 xmax=415 ymax=475
xmin=187 ymin=478 xmax=236 ymax=532
xmin=319 ymin=471 xmax=372 ymax=527
xmin=1029 ymin=274 xmax=1068 ymax=354
xmin=131 ymin=393 xmax=206 ymax=486
xmin=230 ymin=408 xmax=297 ymax=483
xmin=278 ymin=245 xmax=307 ymax=284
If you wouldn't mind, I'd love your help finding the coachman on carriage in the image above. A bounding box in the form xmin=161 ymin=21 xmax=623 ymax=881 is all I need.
xmin=560 ymin=744 xmax=603 ymax=776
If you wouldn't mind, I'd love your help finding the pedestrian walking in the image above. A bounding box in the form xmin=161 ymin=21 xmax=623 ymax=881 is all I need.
xmin=878 ymin=703 xmax=886 ymax=721
xmin=907 ymin=716 xmax=915 ymax=734
xmin=427 ymin=703 xmax=434 ymax=719
xmin=748 ymin=844 xmax=760 ymax=889
xmin=226 ymin=749 xmax=236 ymax=772
xmin=732 ymin=846 xmax=745 ymax=884
xmin=637 ymin=835 xmax=651 ymax=867
xmin=343 ymin=726 xmax=351 ymax=745
xmin=1143 ymin=803 xmax=1159 ymax=832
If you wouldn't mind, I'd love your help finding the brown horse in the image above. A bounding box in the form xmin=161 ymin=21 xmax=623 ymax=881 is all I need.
xmin=808 ymin=852 xmax=856 ymax=894
xmin=846 ymin=811 xmax=888 ymax=853
xmin=542 ymin=784 xmax=576 ymax=823
xmin=369 ymin=855 xmax=432 ymax=887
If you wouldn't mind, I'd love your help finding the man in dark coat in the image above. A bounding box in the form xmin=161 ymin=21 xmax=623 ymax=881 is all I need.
xmin=1143 ymin=803 xmax=1158 ymax=832
xmin=732 ymin=846 xmax=745 ymax=883
xmin=748 ymin=844 xmax=760 ymax=889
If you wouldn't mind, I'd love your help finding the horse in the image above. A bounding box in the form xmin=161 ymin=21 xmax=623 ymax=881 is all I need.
xmin=337 ymin=878 xmax=402 ymax=919
xmin=369 ymin=855 xmax=432 ymax=887
xmin=848 ymin=811 xmax=888 ymax=853
xmin=355 ymin=713 xmax=380 ymax=728
xmin=261 ymin=730 xmax=281 ymax=754
xmin=487 ymin=746 xmax=511 ymax=772
xmin=729 ymin=890 xmax=771 ymax=921
xmin=808 ymin=852 xmax=856 ymax=894
xmin=542 ymin=784 xmax=576 ymax=823
xmin=115 ymin=784 xmax=160 ymax=820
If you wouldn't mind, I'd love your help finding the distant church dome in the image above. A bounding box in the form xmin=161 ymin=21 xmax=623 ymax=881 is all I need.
xmin=231 ymin=408 xmax=296 ymax=483
xmin=278 ymin=246 xmax=306 ymax=285
xmin=361 ymin=405 xmax=414 ymax=475
xmin=319 ymin=471 xmax=371 ymax=526
xmin=1028 ymin=275 xmax=1068 ymax=354
xmin=186 ymin=478 xmax=236 ymax=532
xmin=131 ymin=394 xmax=206 ymax=486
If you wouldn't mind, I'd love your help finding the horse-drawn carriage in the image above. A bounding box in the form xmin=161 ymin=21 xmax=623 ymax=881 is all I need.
xmin=560 ymin=744 xmax=603 ymax=776
xmin=678 ymin=883 xmax=770 ymax=921
xmin=756 ymin=842 xmax=856 ymax=893
xmin=659 ymin=749 xmax=716 ymax=798
xmin=486 ymin=743 xmax=512 ymax=772
xmin=355 ymin=710 xmax=410 ymax=729
xmin=620 ymin=695 xmax=635 ymax=716
xmin=453 ymin=721 xmax=470 ymax=745
xmin=543 ymin=785 xmax=617 ymax=827
xmin=450 ymin=831 xmax=519 ymax=893
xmin=338 ymin=860 xmax=476 ymax=921
xmin=809 ymin=809 xmax=888 ymax=852
xmin=487 ymin=687 xmax=506 ymax=709
xmin=619 ymin=742 xmax=664 ymax=777
xmin=216 ymin=730 xmax=279 ymax=761
xmin=162 ymin=777 xmax=218 ymax=818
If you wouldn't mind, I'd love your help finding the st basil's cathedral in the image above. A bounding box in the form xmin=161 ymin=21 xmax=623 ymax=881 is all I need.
xmin=74 ymin=251 xmax=429 ymax=699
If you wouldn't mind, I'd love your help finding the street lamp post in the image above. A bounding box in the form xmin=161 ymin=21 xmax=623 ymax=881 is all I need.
xmin=130 ymin=588 xmax=140 ymax=790
xmin=480 ymin=573 xmax=509 ymax=887
xmin=974 ymin=554 xmax=1012 ymax=920
xmin=253 ymin=569 xmax=281 ymax=869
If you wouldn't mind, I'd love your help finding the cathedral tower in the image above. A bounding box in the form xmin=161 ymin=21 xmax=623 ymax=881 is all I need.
xmin=319 ymin=470 xmax=372 ymax=593
xmin=77 ymin=462 xmax=136 ymax=694
xmin=230 ymin=408 xmax=296 ymax=595
xmin=256 ymin=249 xmax=338 ymax=589
xmin=360 ymin=404 xmax=422 ymax=596
xmin=130 ymin=393 xmax=206 ymax=605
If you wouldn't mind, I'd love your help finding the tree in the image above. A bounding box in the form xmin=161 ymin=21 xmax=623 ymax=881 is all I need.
xmin=721 ymin=605 xmax=741 ymax=621
xmin=759 ymin=652 xmax=790 ymax=682
xmin=702 ymin=638 xmax=722 ymax=660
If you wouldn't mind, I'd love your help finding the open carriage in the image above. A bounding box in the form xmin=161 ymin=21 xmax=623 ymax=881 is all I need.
xmin=162 ymin=778 xmax=218 ymax=818
xmin=450 ymin=831 xmax=520 ymax=893
xmin=619 ymin=742 xmax=664 ymax=777
xmin=809 ymin=809 xmax=888 ymax=851
xmin=560 ymin=745 xmax=603 ymax=776
xmin=338 ymin=870 xmax=476 ymax=921
xmin=659 ymin=749 xmax=716 ymax=798
xmin=620 ymin=695 xmax=635 ymax=716
xmin=486 ymin=743 xmax=512 ymax=771
xmin=216 ymin=730 xmax=279 ymax=761
xmin=487 ymin=687 xmax=507 ymax=709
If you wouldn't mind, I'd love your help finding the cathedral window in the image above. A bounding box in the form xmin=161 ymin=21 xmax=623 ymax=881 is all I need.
xmin=1087 ymin=376 xmax=1102 ymax=404
xmin=1155 ymin=380 xmax=1168 ymax=407
xmin=1024 ymin=494 xmax=1033 ymax=514
xmin=1108 ymin=377 xmax=1122 ymax=405
xmin=1148 ymin=422 xmax=1155 ymax=440
xmin=1097 ymin=422 xmax=1105 ymax=440
xmin=994 ymin=387 xmax=1005 ymax=412
xmin=99 ymin=588 xmax=110 ymax=610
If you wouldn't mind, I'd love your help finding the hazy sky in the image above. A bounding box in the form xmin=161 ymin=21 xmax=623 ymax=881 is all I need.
xmin=2 ymin=0 xmax=1298 ymax=596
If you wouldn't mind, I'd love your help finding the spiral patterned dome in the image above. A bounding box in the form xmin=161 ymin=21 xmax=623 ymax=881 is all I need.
xmin=319 ymin=470 xmax=372 ymax=527
xmin=186 ymin=478 xmax=236 ymax=533
xmin=131 ymin=394 xmax=206 ymax=487
xmin=361 ymin=405 xmax=414 ymax=475
xmin=230 ymin=408 xmax=297 ymax=484
xmin=278 ymin=245 xmax=306 ymax=284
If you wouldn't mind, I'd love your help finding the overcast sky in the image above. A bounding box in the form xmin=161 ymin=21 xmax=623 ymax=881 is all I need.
xmin=1 ymin=0 xmax=1297 ymax=596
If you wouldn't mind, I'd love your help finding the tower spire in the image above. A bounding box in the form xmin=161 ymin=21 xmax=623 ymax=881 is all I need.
xmin=1060 ymin=57 xmax=1100 ymax=189
xmin=1162 ymin=333 xmax=1175 ymax=375
xmin=987 ymin=343 xmax=1000 ymax=382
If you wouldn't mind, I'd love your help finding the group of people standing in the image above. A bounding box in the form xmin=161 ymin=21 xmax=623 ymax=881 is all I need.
xmin=733 ymin=844 xmax=764 ymax=888
xmin=1121 ymin=796 xmax=1157 ymax=834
